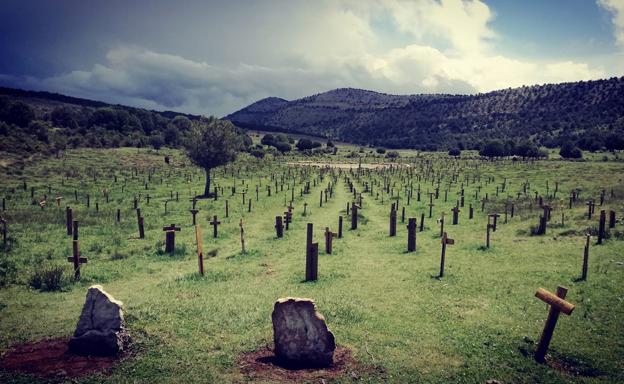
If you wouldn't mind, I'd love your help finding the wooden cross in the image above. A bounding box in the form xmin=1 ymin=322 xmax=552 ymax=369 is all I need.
xmin=324 ymin=227 xmax=337 ymax=254
xmin=190 ymin=209 xmax=199 ymax=225
xmin=67 ymin=220 xmax=87 ymax=280
xmin=438 ymin=232 xmax=454 ymax=278
xmin=209 ymin=215 xmax=221 ymax=238
xmin=534 ymin=286 xmax=575 ymax=362
xmin=284 ymin=208 xmax=293 ymax=230
xmin=195 ymin=224 xmax=205 ymax=275
xmin=162 ymin=224 xmax=181 ymax=254
xmin=488 ymin=213 xmax=500 ymax=232
xmin=438 ymin=211 xmax=445 ymax=237
xmin=55 ymin=196 xmax=62 ymax=207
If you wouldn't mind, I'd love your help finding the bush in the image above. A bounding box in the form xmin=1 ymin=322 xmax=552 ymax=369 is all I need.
xmin=480 ymin=140 xmax=505 ymax=158
xmin=386 ymin=151 xmax=399 ymax=159
xmin=560 ymin=143 xmax=583 ymax=159
xmin=29 ymin=265 xmax=68 ymax=291
xmin=376 ymin=147 xmax=386 ymax=154
xmin=448 ymin=148 xmax=461 ymax=157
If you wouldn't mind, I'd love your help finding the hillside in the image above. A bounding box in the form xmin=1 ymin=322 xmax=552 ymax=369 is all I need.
xmin=225 ymin=77 xmax=624 ymax=150
xmin=0 ymin=87 xmax=202 ymax=156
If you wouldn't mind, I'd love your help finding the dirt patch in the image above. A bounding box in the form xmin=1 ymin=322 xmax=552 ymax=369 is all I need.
xmin=546 ymin=355 xmax=605 ymax=378
xmin=238 ymin=345 xmax=384 ymax=383
xmin=0 ymin=337 xmax=128 ymax=380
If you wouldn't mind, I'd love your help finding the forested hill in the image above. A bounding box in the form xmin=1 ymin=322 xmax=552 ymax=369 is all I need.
xmin=0 ymin=87 xmax=201 ymax=155
xmin=225 ymin=77 xmax=624 ymax=151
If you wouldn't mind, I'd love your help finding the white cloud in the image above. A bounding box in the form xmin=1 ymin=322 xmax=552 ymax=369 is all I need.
xmin=0 ymin=1 xmax=615 ymax=116
xmin=598 ymin=0 xmax=624 ymax=47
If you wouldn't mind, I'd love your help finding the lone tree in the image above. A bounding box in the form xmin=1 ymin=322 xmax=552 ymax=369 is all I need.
xmin=185 ymin=117 xmax=244 ymax=197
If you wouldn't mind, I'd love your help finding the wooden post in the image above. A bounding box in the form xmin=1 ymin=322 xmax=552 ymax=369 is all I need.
xmin=195 ymin=224 xmax=204 ymax=276
xmin=609 ymin=210 xmax=616 ymax=228
xmin=419 ymin=213 xmax=425 ymax=232
xmin=351 ymin=202 xmax=360 ymax=230
xmin=324 ymin=227 xmax=336 ymax=254
xmin=439 ymin=212 xmax=445 ymax=237
xmin=305 ymin=223 xmax=317 ymax=281
xmin=407 ymin=217 xmax=417 ymax=252
xmin=338 ymin=215 xmax=343 ymax=238
xmin=67 ymin=220 xmax=87 ymax=280
xmin=162 ymin=224 xmax=181 ymax=254
xmin=451 ymin=206 xmax=460 ymax=225
xmin=138 ymin=215 xmax=145 ymax=239
xmin=486 ymin=223 xmax=494 ymax=248
xmin=1 ymin=217 xmax=7 ymax=246
xmin=534 ymin=286 xmax=575 ymax=363
xmin=581 ymin=234 xmax=590 ymax=280
xmin=239 ymin=219 xmax=246 ymax=253
xmin=438 ymin=232 xmax=454 ymax=278
xmin=275 ymin=216 xmax=284 ymax=238
xmin=389 ymin=205 xmax=397 ymax=237
xmin=597 ymin=210 xmax=606 ymax=244
xmin=469 ymin=204 xmax=474 ymax=219
xmin=66 ymin=207 xmax=73 ymax=235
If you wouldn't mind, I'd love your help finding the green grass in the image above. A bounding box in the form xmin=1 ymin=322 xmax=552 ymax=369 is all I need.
xmin=0 ymin=147 xmax=623 ymax=383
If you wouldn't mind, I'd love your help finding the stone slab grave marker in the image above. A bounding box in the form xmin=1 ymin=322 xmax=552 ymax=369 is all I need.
xmin=534 ymin=286 xmax=575 ymax=363
xmin=67 ymin=220 xmax=87 ymax=280
xmin=69 ymin=285 xmax=130 ymax=356
xmin=272 ymin=297 xmax=335 ymax=367
xmin=209 ymin=215 xmax=221 ymax=238
xmin=324 ymin=227 xmax=337 ymax=254
xmin=407 ymin=217 xmax=417 ymax=252
xmin=195 ymin=224 xmax=205 ymax=275
xmin=162 ymin=224 xmax=181 ymax=254
xmin=438 ymin=232 xmax=454 ymax=278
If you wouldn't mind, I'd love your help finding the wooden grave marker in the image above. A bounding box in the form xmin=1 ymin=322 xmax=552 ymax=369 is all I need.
xmin=534 ymin=286 xmax=575 ymax=363
xmin=162 ymin=224 xmax=181 ymax=254
xmin=67 ymin=220 xmax=87 ymax=280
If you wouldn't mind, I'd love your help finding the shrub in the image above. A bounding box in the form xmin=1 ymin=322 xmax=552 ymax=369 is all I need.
xmin=560 ymin=143 xmax=583 ymax=159
xmin=376 ymin=147 xmax=386 ymax=154
xmin=29 ymin=265 xmax=68 ymax=292
xmin=448 ymin=148 xmax=461 ymax=157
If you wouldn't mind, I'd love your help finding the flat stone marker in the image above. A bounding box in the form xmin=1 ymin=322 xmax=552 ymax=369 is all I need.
xmin=69 ymin=285 xmax=130 ymax=356
xmin=272 ymin=297 xmax=335 ymax=368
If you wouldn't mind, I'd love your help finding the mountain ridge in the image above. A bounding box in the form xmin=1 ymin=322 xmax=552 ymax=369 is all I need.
xmin=225 ymin=77 xmax=624 ymax=150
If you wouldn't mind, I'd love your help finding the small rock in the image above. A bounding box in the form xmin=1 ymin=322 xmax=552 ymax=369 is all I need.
xmin=272 ymin=297 xmax=335 ymax=367
xmin=68 ymin=285 xmax=130 ymax=356
xmin=486 ymin=380 xmax=502 ymax=384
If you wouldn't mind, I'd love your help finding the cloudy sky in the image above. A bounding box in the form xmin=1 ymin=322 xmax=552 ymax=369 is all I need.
xmin=1 ymin=0 xmax=623 ymax=116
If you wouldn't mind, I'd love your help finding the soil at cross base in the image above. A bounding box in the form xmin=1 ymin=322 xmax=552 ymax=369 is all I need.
xmin=0 ymin=337 xmax=128 ymax=380
xmin=237 ymin=345 xmax=386 ymax=382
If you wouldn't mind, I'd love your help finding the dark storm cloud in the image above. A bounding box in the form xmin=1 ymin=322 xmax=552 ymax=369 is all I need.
xmin=0 ymin=1 xmax=619 ymax=116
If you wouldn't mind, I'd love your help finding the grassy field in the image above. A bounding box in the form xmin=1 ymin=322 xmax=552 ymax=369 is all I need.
xmin=0 ymin=147 xmax=623 ymax=383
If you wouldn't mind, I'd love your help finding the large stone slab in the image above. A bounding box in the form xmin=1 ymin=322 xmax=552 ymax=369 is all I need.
xmin=272 ymin=297 xmax=335 ymax=367
xmin=68 ymin=285 xmax=129 ymax=356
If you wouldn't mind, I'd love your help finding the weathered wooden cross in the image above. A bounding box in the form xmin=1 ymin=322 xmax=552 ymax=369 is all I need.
xmin=534 ymin=286 xmax=575 ymax=363
xmin=162 ymin=224 xmax=181 ymax=254
xmin=389 ymin=204 xmax=397 ymax=237
xmin=67 ymin=220 xmax=87 ymax=280
xmin=209 ymin=215 xmax=221 ymax=238
xmin=351 ymin=202 xmax=360 ymax=230
xmin=438 ymin=231 xmax=454 ymax=278
xmin=305 ymin=223 xmax=318 ymax=281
